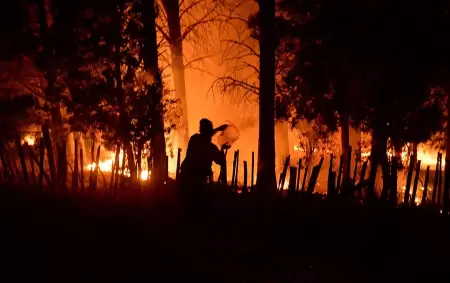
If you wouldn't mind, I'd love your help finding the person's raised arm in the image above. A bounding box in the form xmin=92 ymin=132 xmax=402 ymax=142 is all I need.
xmin=212 ymin=124 xmax=228 ymax=136
xmin=211 ymin=144 xmax=226 ymax=167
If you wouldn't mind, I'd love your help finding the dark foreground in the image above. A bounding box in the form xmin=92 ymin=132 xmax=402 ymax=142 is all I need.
xmin=1 ymin=184 xmax=450 ymax=283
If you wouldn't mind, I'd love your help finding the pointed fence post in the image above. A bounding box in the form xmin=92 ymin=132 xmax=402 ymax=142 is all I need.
xmin=296 ymin=159 xmax=302 ymax=191
xmin=432 ymin=153 xmax=440 ymax=204
xmin=301 ymin=164 xmax=309 ymax=192
xmin=234 ymin=150 xmax=240 ymax=190
xmin=279 ymin=155 xmax=290 ymax=190
xmin=403 ymin=155 xmax=415 ymax=206
xmin=251 ymin=151 xmax=255 ymax=191
xmin=42 ymin=123 xmax=56 ymax=191
xmin=243 ymin=161 xmax=248 ymax=193
xmin=352 ymin=153 xmax=359 ymax=186
xmin=437 ymin=154 xmax=443 ymax=206
xmin=307 ymin=157 xmax=324 ymax=194
xmin=411 ymin=160 xmax=422 ymax=206
xmin=421 ymin=166 xmax=430 ymax=206
xmin=327 ymin=154 xmax=335 ymax=196
xmin=231 ymin=150 xmax=237 ymax=189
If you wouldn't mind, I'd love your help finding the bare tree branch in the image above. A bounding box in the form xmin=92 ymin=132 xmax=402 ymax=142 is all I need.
xmin=183 ymin=55 xmax=211 ymax=69
xmin=155 ymin=22 xmax=172 ymax=44
xmin=221 ymin=39 xmax=259 ymax=57
xmin=179 ymin=0 xmax=203 ymax=20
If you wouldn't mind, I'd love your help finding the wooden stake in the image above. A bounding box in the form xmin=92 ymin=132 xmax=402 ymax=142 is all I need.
xmin=432 ymin=153 xmax=440 ymax=204
xmin=403 ymin=155 xmax=415 ymax=206
xmin=437 ymin=154 xmax=443 ymax=206
xmin=301 ymin=164 xmax=309 ymax=192
xmin=352 ymin=153 xmax=359 ymax=186
xmin=231 ymin=151 xmax=237 ymax=188
xmin=279 ymin=155 xmax=290 ymax=190
xmin=251 ymin=151 xmax=255 ymax=190
xmin=110 ymin=144 xmax=120 ymax=193
xmin=421 ymin=166 xmax=430 ymax=206
xmin=327 ymin=154 xmax=335 ymax=196
xmin=296 ymin=159 xmax=302 ymax=191
xmin=28 ymin=143 xmax=51 ymax=187
xmin=243 ymin=161 xmax=248 ymax=193
xmin=234 ymin=150 xmax=240 ymax=190
xmin=307 ymin=157 xmax=324 ymax=194
xmin=345 ymin=146 xmax=352 ymax=183
xmin=410 ymin=160 xmax=422 ymax=206
xmin=42 ymin=123 xmax=56 ymax=190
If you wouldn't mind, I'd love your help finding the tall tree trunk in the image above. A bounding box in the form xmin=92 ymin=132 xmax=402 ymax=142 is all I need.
xmin=161 ymin=0 xmax=190 ymax=151
xmin=256 ymin=0 xmax=277 ymax=192
xmin=340 ymin=113 xmax=351 ymax=183
xmin=38 ymin=0 xmax=66 ymax=189
xmin=142 ymin=0 xmax=167 ymax=185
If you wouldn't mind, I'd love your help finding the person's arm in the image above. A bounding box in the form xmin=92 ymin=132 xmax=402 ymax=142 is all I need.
xmin=212 ymin=144 xmax=226 ymax=167
xmin=212 ymin=124 xmax=228 ymax=136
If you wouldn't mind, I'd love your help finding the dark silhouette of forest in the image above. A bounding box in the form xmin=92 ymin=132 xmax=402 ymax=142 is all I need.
xmin=1 ymin=0 xmax=450 ymax=282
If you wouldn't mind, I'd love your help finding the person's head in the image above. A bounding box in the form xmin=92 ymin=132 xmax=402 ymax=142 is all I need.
xmin=199 ymin=118 xmax=214 ymax=136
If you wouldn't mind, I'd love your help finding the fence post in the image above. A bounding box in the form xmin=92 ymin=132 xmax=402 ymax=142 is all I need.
xmin=411 ymin=160 xmax=422 ymax=206
xmin=243 ymin=161 xmax=248 ymax=193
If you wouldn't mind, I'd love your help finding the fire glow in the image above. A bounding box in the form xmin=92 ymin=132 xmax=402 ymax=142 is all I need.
xmin=85 ymin=149 xmax=151 ymax=181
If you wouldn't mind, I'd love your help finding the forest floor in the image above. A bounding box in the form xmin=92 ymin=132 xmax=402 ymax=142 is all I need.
xmin=1 ymin=183 xmax=449 ymax=283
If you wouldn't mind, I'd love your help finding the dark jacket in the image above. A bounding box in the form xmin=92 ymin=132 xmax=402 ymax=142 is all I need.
xmin=180 ymin=133 xmax=225 ymax=182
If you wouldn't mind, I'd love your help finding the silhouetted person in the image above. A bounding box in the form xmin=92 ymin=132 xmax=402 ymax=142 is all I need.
xmin=179 ymin=119 xmax=229 ymax=189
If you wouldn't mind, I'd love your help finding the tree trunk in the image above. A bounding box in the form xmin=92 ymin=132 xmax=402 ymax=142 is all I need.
xmin=38 ymin=0 xmax=67 ymax=190
xmin=161 ymin=0 xmax=190 ymax=151
xmin=142 ymin=0 xmax=167 ymax=185
xmin=256 ymin=0 xmax=277 ymax=193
